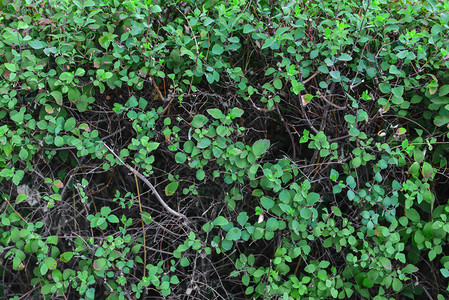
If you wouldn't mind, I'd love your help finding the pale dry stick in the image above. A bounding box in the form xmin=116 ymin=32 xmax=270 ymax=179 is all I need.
xmin=102 ymin=143 xmax=189 ymax=222
xmin=133 ymin=173 xmax=147 ymax=278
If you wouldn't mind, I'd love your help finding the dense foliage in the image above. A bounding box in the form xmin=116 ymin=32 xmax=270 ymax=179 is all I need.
xmin=1 ymin=0 xmax=449 ymax=299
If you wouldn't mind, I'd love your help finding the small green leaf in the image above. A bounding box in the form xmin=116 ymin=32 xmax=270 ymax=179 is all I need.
xmin=331 ymin=206 xmax=342 ymax=217
xmin=108 ymin=215 xmax=119 ymax=223
xmin=54 ymin=136 xmax=64 ymax=147
xmin=19 ymin=148 xmax=28 ymax=160
xmin=16 ymin=194 xmax=28 ymax=204
xmin=60 ymin=252 xmax=74 ymax=263
xmin=191 ymin=114 xmax=209 ymax=128
xmin=165 ymin=181 xmax=179 ymax=196
xmin=273 ymin=78 xmax=283 ymax=90
xmin=226 ymin=227 xmax=242 ymax=240
xmin=261 ymin=196 xmax=274 ymax=210
xmin=402 ymin=264 xmax=418 ymax=274
xmin=93 ymin=258 xmax=108 ymax=271
xmin=5 ymin=63 xmax=17 ymax=72
xmin=175 ymin=152 xmax=187 ymax=164
xmin=64 ymin=117 xmax=76 ymax=131
xmin=212 ymin=44 xmax=224 ymax=55
xmin=439 ymin=85 xmax=449 ymax=96
xmin=237 ymin=212 xmax=248 ymax=227
xmin=50 ymin=91 xmax=63 ymax=105
xmin=392 ymin=278 xmax=403 ymax=292
xmin=421 ymin=162 xmax=433 ymax=179
xmin=405 ymin=208 xmax=420 ymax=222
xmin=391 ymin=86 xmax=404 ymax=97
xmin=141 ymin=211 xmax=153 ymax=224
xmin=408 ymin=162 xmax=420 ymax=176
xmin=207 ymin=108 xmax=225 ymax=119
xmin=338 ymin=53 xmax=352 ymax=61
xmin=213 ymin=216 xmax=229 ymax=226
xmin=379 ymin=82 xmax=391 ymax=94
xmin=47 ymin=236 xmax=58 ymax=245
xmin=28 ymin=40 xmax=47 ymax=49
xmin=196 ymin=169 xmax=205 ymax=181
xmin=230 ymin=107 xmax=244 ymax=118
xmin=252 ymin=139 xmax=270 ymax=157
xmin=44 ymin=257 xmax=57 ymax=270
xmin=197 ymin=138 xmax=211 ymax=149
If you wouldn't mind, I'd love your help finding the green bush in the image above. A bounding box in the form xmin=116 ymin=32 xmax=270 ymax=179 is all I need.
xmin=1 ymin=0 xmax=449 ymax=299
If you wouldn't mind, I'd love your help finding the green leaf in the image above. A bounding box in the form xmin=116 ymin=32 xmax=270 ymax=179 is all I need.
xmin=213 ymin=216 xmax=229 ymax=226
xmin=175 ymin=152 xmax=187 ymax=164
xmin=330 ymin=71 xmax=341 ymax=80
xmin=41 ymin=284 xmax=55 ymax=295
xmin=47 ymin=236 xmax=58 ymax=245
xmin=300 ymin=207 xmax=312 ymax=219
xmin=165 ymin=181 xmax=179 ymax=196
xmin=108 ymin=214 xmax=119 ymax=223
xmin=439 ymin=85 xmax=449 ymax=96
xmin=306 ymin=193 xmax=320 ymax=205
xmin=28 ymin=40 xmax=47 ymax=49
xmin=379 ymin=82 xmax=391 ymax=94
xmin=331 ymin=206 xmax=342 ymax=217
xmin=243 ymin=24 xmax=255 ymax=33
xmin=273 ymin=78 xmax=283 ymax=90
xmin=252 ymin=139 xmax=270 ymax=157
xmin=402 ymin=264 xmax=418 ymax=274
xmin=212 ymin=44 xmax=224 ymax=55
xmin=261 ymin=196 xmax=274 ymax=210
xmin=5 ymin=63 xmax=17 ymax=72
xmin=44 ymin=257 xmax=57 ymax=270
xmin=100 ymin=206 xmax=111 ymax=217
xmin=93 ymin=258 xmax=108 ymax=271
xmin=60 ymin=252 xmax=74 ymax=263
xmin=408 ymin=162 xmax=420 ymax=176
xmin=237 ymin=212 xmax=248 ymax=227
xmin=197 ymin=138 xmax=211 ymax=149
xmin=392 ymin=278 xmax=403 ymax=292
xmin=391 ymin=86 xmax=404 ymax=97
xmin=421 ymin=162 xmax=433 ymax=179
xmin=266 ymin=218 xmax=279 ymax=231
xmin=196 ymin=169 xmax=205 ymax=181
xmin=180 ymin=257 xmax=190 ymax=267
xmin=16 ymin=194 xmax=28 ymax=204
xmin=441 ymin=269 xmax=449 ymax=278
xmin=405 ymin=208 xmax=420 ymax=222
xmin=262 ymin=37 xmax=275 ymax=49
xmin=226 ymin=227 xmax=242 ymax=240
xmin=19 ymin=148 xmax=28 ymax=160
xmin=98 ymin=33 xmax=117 ymax=50
xmin=141 ymin=211 xmax=153 ymax=224
xmin=54 ymin=136 xmax=64 ymax=147
xmin=230 ymin=107 xmax=244 ymax=118
xmin=50 ymin=91 xmax=63 ymax=105
xmin=207 ymin=108 xmax=225 ymax=119
xmin=64 ymin=117 xmax=76 ymax=131
xmin=338 ymin=53 xmax=352 ymax=61
xmin=191 ymin=114 xmax=209 ymax=128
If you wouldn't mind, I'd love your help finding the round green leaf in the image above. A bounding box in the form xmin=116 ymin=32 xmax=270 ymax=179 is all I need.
xmin=197 ymin=138 xmax=211 ymax=149
xmin=93 ymin=258 xmax=108 ymax=271
xmin=175 ymin=152 xmax=187 ymax=163
xmin=226 ymin=227 xmax=242 ymax=240
xmin=196 ymin=169 xmax=205 ymax=181
xmin=252 ymin=139 xmax=270 ymax=157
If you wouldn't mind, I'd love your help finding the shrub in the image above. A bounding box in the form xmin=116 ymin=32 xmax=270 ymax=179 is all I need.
xmin=0 ymin=0 xmax=448 ymax=299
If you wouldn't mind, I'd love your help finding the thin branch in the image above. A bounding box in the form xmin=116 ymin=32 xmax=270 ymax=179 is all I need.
xmin=102 ymin=143 xmax=189 ymax=222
